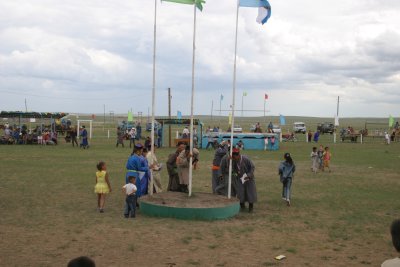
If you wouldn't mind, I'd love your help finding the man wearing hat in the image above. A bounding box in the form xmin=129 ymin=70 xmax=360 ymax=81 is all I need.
xmin=211 ymin=141 xmax=229 ymax=193
xmin=125 ymin=143 xmax=148 ymax=210
xmin=220 ymin=147 xmax=257 ymax=212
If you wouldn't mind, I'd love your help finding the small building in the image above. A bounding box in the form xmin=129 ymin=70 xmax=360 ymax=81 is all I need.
xmin=201 ymin=132 xmax=279 ymax=151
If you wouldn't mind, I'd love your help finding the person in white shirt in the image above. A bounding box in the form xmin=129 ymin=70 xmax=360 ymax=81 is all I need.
xmin=182 ymin=127 xmax=190 ymax=138
xmin=122 ymin=176 xmax=137 ymax=218
xmin=385 ymin=132 xmax=391 ymax=145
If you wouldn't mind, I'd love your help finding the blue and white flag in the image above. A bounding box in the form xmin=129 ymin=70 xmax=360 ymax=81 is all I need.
xmin=239 ymin=0 xmax=271 ymax=25
xmin=177 ymin=111 xmax=182 ymax=119
xmin=279 ymin=114 xmax=286 ymax=126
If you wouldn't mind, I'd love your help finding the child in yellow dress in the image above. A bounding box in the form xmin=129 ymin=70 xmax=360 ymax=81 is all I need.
xmin=94 ymin=161 xmax=112 ymax=213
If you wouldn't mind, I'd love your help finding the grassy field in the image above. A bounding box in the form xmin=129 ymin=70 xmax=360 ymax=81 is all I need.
xmin=0 ymin=117 xmax=399 ymax=267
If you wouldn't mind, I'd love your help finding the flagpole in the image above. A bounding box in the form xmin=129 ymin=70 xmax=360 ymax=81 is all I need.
xmin=228 ymin=0 xmax=240 ymax=199
xmin=150 ymin=0 xmax=158 ymax=196
xmin=219 ymin=95 xmax=222 ymax=116
xmin=263 ymin=98 xmax=266 ymax=118
xmin=241 ymin=93 xmax=244 ymax=117
xmin=188 ymin=3 xmax=197 ymax=197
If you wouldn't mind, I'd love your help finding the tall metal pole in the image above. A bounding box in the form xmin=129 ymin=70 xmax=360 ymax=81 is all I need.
xmin=337 ymin=96 xmax=340 ymax=117
xmin=241 ymin=93 xmax=244 ymax=117
xmin=168 ymin=87 xmax=172 ymax=147
xmin=150 ymin=0 xmax=158 ymax=195
xmin=188 ymin=4 xmax=197 ymax=197
xmin=219 ymin=96 xmax=222 ymax=116
xmin=228 ymin=1 xmax=240 ymax=199
xmin=103 ymin=104 xmax=105 ymax=131
xmin=25 ymin=98 xmax=27 ymax=112
xmin=211 ymin=100 xmax=213 ymax=121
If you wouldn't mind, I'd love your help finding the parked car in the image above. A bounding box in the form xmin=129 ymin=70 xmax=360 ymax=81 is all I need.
xmin=233 ymin=125 xmax=243 ymax=133
xmin=317 ymin=122 xmax=334 ymax=134
xmin=272 ymin=124 xmax=281 ymax=134
xmin=293 ymin=122 xmax=306 ymax=134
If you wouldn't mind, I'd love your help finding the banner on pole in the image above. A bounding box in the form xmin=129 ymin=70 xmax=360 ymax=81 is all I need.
xmin=220 ymin=94 xmax=224 ymax=101
xmin=264 ymin=93 xmax=268 ymax=100
xmin=228 ymin=113 xmax=232 ymax=125
xmin=177 ymin=111 xmax=182 ymax=120
xmin=389 ymin=115 xmax=394 ymax=127
xmin=127 ymin=111 xmax=133 ymax=122
xmin=279 ymin=114 xmax=286 ymax=125
xmin=162 ymin=0 xmax=205 ymax=11
xmin=239 ymin=0 xmax=271 ymax=25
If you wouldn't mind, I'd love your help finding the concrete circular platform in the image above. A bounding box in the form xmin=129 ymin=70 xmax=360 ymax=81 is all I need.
xmin=140 ymin=191 xmax=240 ymax=220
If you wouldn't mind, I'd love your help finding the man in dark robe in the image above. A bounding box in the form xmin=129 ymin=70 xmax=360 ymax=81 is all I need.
xmin=220 ymin=148 xmax=257 ymax=212
xmin=166 ymin=142 xmax=186 ymax=192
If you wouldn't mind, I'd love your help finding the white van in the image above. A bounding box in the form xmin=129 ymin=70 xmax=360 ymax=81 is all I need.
xmin=293 ymin=122 xmax=306 ymax=133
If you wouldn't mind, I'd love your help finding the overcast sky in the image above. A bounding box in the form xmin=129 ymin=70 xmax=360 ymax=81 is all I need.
xmin=0 ymin=0 xmax=399 ymax=118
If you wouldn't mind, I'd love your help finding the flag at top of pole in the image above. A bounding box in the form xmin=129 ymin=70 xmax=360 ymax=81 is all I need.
xmin=162 ymin=0 xmax=205 ymax=11
xmin=220 ymin=94 xmax=224 ymax=101
xmin=239 ymin=0 xmax=271 ymax=25
xmin=264 ymin=93 xmax=268 ymax=100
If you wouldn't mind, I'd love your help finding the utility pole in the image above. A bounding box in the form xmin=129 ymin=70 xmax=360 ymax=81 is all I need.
xmin=211 ymin=100 xmax=213 ymax=121
xmin=103 ymin=104 xmax=105 ymax=131
xmin=168 ymin=87 xmax=172 ymax=147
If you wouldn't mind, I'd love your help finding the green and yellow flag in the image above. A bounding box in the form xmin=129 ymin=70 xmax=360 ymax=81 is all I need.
xmin=243 ymin=92 xmax=247 ymax=96
xmin=389 ymin=115 xmax=394 ymax=127
xmin=162 ymin=0 xmax=205 ymax=11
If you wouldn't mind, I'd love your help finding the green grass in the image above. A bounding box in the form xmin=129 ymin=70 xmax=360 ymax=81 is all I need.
xmin=0 ymin=119 xmax=399 ymax=266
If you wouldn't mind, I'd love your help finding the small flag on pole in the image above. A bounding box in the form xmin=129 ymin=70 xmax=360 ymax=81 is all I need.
xmin=162 ymin=0 xmax=205 ymax=11
xmin=228 ymin=113 xmax=232 ymax=125
xmin=280 ymin=114 xmax=286 ymax=126
xmin=220 ymin=94 xmax=224 ymax=101
xmin=239 ymin=0 xmax=271 ymax=25
xmin=264 ymin=94 xmax=268 ymax=100
xmin=127 ymin=111 xmax=133 ymax=122
xmin=389 ymin=115 xmax=394 ymax=127
xmin=243 ymin=92 xmax=247 ymax=96
xmin=177 ymin=111 xmax=182 ymax=119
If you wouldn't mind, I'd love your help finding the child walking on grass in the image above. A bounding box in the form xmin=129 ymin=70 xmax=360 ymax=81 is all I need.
xmin=278 ymin=153 xmax=296 ymax=207
xmin=94 ymin=161 xmax=112 ymax=213
xmin=123 ymin=176 xmax=137 ymax=218
xmin=322 ymin=147 xmax=332 ymax=172
xmin=310 ymin=146 xmax=318 ymax=173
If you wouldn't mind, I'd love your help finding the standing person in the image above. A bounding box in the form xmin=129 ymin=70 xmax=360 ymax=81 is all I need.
xmin=310 ymin=147 xmax=318 ymax=173
xmin=382 ymin=219 xmax=400 ymax=267
xmin=157 ymin=126 xmax=163 ymax=148
xmin=80 ymin=126 xmax=89 ymax=149
xmin=229 ymin=148 xmax=257 ymax=212
xmin=144 ymin=137 xmax=151 ymax=150
xmin=182 ymin=126 xmax=190 ymax=139
xmin=125 ymin=143 xmax=147 ymax=209
xmin=176 ymin=145 xmax=199 ymax=193
xmin=317 ymin=145 xmax=324 ymax=170
xmin=71 ymin=126 xmax=78 ymax=147
xmin=94 ymin=161 xmax=112 ymax=213
xmin=166 ymin=142 xmax=186 ymax=192
xmin=147 ymin=146 xmax=163 ymax=194
xmin=322 ymin=146 xmax=332 ymax=172
xmin=116 ymin=127 xmax=125 ymax=148
xmin=129 ymin=127 xmax=136 ymax=148
xmin=211 ymin=141 xmax=228 ymax=193
xmin=136 ymin=123 xmax=142 ymax=140
xmin=307 ymin=130 xmax=313 ymax=143
xmin=313 ymin=130 xmax=320 ymax=143
xmin=139 ymin=148 xmax=150 ymax=196
xmin=278 ymin=153 xmax=296 ymax=207
xmin=122 ymin=176 xmax=137 ymax=218
xmin=385 ymin=132 xmax=391 ymax=145
xmin=205 ymin=132 xmax=214 ymax=150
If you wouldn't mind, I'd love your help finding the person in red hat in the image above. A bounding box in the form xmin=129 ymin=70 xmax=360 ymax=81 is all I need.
xmin=220 ymin=147 xmax=257 ymax=212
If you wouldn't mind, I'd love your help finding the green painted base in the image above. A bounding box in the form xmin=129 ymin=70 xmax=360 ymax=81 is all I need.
xmin=140 ymin=192 xmax=240 ymax=221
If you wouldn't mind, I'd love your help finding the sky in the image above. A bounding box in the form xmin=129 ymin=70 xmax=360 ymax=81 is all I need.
xmin=0 ymin=0 xmax=399 ymax=118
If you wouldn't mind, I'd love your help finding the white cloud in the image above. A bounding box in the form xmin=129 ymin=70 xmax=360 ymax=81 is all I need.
xmin=0 ymin=0 xmax=399 ymax=117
